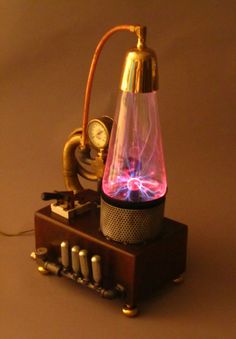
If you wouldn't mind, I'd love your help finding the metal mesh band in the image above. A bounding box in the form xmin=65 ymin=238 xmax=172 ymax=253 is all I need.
xmin=100 ymin=198 xmax=164 ymax=244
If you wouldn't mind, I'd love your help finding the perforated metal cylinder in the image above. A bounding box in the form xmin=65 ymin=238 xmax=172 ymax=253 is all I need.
xmin=100 ymin=197 xmax=165 ymax=244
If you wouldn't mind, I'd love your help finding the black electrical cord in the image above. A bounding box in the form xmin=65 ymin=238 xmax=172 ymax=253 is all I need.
xmin=0 ymin=229 xmax=34 ymax=237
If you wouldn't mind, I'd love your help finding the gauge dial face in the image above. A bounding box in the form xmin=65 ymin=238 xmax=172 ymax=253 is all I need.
xmin=87 ymin=119 xmax=109 ymax=149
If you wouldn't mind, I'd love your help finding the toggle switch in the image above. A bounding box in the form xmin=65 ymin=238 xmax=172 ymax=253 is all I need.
xmin=91 ymin=255 xmax=102 ymax=286
xmin=61 ymin=241 xmax=69 ymax=269
xmin=71 ymin=246 xmax=80 ymax=274
xmin=79 ymin=249 xmax=90 ymax=281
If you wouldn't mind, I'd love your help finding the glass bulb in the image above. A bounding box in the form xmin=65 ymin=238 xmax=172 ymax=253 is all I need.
xmin=102 ymin=90 xmax=167 ymax=203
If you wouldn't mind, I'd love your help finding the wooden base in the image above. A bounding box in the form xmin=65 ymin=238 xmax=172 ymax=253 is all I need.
xmin=34 ymin=205 xmax=188 ymax=309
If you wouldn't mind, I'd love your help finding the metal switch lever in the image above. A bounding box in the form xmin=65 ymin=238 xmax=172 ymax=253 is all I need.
xmin=79 ymin=249 xmax=90 ymax=281
xmin=91 ymin=255 xmax=102 ymax=286
xmin=61 ymin=241 xmax=69 ymax=268
xmin=71 ymin=246 xmax=80 ymax=274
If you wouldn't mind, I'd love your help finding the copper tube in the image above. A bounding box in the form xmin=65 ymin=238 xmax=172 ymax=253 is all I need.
xmin=81 ymin=24 xmax=145 ymax=147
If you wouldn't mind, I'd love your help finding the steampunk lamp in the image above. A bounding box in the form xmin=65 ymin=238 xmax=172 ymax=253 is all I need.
xmin=32 ymin=25 xmax=188 ymax=317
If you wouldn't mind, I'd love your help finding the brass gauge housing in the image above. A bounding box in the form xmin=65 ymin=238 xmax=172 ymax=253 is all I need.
xmin=87 ymin=116 xmax=113 ymax=150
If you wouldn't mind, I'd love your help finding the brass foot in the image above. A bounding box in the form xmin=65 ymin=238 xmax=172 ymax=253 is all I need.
xmin=122 ymin=304 xmax=139 ymax=318
xmin=173 ymin=274 xmax=184 ymax=284
xmin=37 ymin=266 xmax=49 ymax=275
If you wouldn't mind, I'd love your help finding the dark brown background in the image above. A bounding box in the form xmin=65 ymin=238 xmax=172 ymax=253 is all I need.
xmin=1 ymin=1 xmax=235 ymax=338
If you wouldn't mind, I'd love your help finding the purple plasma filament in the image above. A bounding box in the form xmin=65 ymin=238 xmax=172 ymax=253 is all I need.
xmin=103 ymin=160 xmax=165 ymax=202
xmin=102 ymin=91 xmax=167 ymax=203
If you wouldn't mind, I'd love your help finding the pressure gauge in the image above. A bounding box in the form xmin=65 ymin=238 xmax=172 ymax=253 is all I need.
xmin=87 ymin=116 xmax=112 ymax=149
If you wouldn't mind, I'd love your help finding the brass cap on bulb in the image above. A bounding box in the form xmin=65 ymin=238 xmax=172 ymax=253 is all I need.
xmin=120 ymin=46 xmax=158 ymax=93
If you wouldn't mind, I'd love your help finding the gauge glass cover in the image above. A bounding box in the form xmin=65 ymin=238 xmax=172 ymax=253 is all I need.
xmin=87 ymin=120 xmax=109 ymax=149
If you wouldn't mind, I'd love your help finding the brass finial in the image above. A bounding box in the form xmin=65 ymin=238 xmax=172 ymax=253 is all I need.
xmin=134 ymin=25 xmax=147 ymax=50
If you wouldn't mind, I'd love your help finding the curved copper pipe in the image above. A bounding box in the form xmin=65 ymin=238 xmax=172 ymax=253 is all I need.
xmin=81 ymin=24 xmax=144 ymax=147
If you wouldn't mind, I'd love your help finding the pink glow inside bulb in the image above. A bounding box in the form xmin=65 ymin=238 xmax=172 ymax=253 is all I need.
xmin=102 ymin=91 xmax=167 ymax=203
